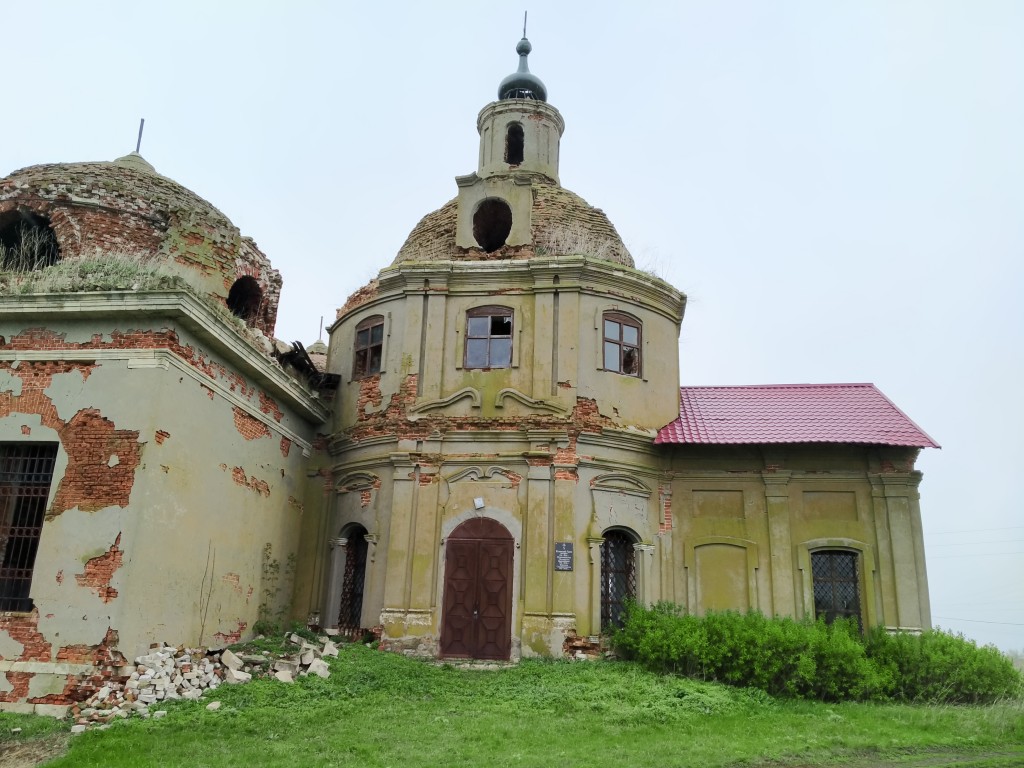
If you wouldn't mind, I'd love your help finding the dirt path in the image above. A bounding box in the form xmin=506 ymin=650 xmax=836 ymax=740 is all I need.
xmin=0 ymin=733 xmax=70 ymax=768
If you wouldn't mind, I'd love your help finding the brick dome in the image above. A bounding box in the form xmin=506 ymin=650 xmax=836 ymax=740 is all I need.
xmin=393 ymin=178 xmax=634 ymax=267
xmin=0 ymin=153 xmax=281 ymax=335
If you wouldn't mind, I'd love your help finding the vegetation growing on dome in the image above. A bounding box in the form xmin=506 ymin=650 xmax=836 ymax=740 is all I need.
xmin=0 ymin=214 xmax=61 ymax=271
xmin=0 ymin=250 xmax=183 ymax=295
xmin=534 ymin=222 xmax=624 ymax=262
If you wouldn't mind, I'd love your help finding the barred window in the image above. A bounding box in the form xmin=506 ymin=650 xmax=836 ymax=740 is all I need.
xmin=811 ymin=550 xmax=862 ymax=630
xmin=600 ymin=529 xmax=637 ymax=631
xmin=353 ymin=316 xmax=384 ymax=378
xmin=603 ymin=312 xmax=641 ymax=376
xmin=337 ymin=526 xmax=369 ymax=637
xmin=465 ymin=306 xmax=513 ymax=369
xmin=0 ymin=444 xmax=58 ymax=612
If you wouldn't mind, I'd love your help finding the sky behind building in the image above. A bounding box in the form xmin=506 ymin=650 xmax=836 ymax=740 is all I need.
xmin=4 ymin=1 xmax=1021 ymax=651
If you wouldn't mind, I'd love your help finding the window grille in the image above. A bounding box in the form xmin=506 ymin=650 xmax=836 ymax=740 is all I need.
xmin=811 ymin=550 xmax=862 ymax=630
xmin=337 ymin=531 xmax=368 ymax=636
xmin=600 ymin=530 xmax=636 ymax=631
xmin=0 ymin=444 xmax=57 ymax=612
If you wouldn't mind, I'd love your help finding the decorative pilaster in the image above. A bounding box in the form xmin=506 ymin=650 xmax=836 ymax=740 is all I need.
xmin=762 ymin=471 xmax=794 ymax=617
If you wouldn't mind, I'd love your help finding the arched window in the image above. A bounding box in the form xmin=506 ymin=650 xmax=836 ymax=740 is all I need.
xmin=337 ymin=525 xmax=369 ymax=636
xmin=600 ymin=529 xmax=637 ymax=631
xmin=227 ymin=276 xmax=263 ymax=326
xmin=811 ymin=549 xmax=862 ymax=630
xmin=465 ymin=306 xmax=513 ymax=369
xmin=0 ymin=211 xmax=60 ymax=271
xmin=504 ymin=122 xmax=524 ymax=165
xmin=472 ymin=198 xmax=513 ymax=252
xmin=0 ymin=443 xmax=58 ymax=612
xmin=603 ymin=312 xmax=641 ymax=376
xmin=353 ymin=315 xmax=384 ymax=378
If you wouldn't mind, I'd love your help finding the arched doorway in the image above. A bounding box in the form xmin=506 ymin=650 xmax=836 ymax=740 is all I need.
xmin=337 ymin=525 xmax=368 ymax=636
xmin=440 ymin=517 xmax=513 ymax=660
xmin=600 ymin=528 xmax=637 ymax=631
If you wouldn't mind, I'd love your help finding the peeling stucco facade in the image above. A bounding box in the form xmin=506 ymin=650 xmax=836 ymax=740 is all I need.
xmin=0 ymin=157 xmax=328 ymax=714
xmin=1 ymin=36 xmax=934 ymax=711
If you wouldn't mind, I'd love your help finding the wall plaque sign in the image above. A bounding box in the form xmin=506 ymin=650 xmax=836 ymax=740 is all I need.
xmin=554 ymin=542 xmax=574 ymax=571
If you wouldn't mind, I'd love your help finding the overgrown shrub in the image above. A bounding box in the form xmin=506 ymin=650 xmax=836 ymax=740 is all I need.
xmin=865 ymin=626 xmax=1021 ymax=704
xmin=613 ymin=602 xmax=1022 ymax=704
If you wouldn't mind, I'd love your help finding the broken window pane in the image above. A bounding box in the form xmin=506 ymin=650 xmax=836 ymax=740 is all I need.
xmin=465 ymin=307 xmax=514 ymax=369
xmin=353 ymin=316 xmax=384 ymax=378
xmin=602 ymin=312 xmax=641 ymax=376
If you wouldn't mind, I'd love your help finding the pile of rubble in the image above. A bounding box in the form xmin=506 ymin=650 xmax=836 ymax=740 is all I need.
xmin=69 ymin=634 xmax=339 ymax=732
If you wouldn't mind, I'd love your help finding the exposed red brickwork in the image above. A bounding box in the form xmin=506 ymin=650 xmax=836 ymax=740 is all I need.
xmin=659 ymin=488 xmax=673 ymax=534
xmin=52 ymin=410 xmax=141 ymax=513
xmin=338 ymin=279 xmax=381 ymax=318
xmin=258 ymin=391 xmax=283 ymax=422
xmin=0 ymin=360 xmax=96 ymax=431
xmin=74 ymin=533 xmax=123 ymax=602
xmin=212 ymin=620 xmax=247 ymax=646
xmin=279 ymin=437 xmax=292 ymax=457
xmin=20 ymin=424 xmax=30 ymax=435
xmin=154 ymin=430 xmax=170 ymax=444
xmin=229 ymin=466 xmax=270 ymax=497
xmin=0 ymin=161 xmax=282 ymax=334
xmin=0 ymin=329 xmax=286 ymax=434
xmin=232 ymin=406 xmax=271 ymax=440
xmin=0 ymin=613 xmax=51 ymax=663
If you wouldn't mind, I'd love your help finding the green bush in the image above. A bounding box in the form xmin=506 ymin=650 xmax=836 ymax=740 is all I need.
xmin=866 ymin=626 xmax=1021 ymax=704
xmin=613 ymin=602 xmax=1022 ymax=704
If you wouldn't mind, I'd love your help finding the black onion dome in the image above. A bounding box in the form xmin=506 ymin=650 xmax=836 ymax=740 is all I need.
xmin=498 ymin=37 xmax=547 ymax=102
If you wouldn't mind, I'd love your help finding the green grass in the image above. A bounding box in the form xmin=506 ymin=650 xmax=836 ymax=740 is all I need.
xmin=3 ymin=643 xmax=1022 ymax=767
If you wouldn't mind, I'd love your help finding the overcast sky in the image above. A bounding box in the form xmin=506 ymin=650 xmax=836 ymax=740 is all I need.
xmin=4 ymin=2 xmax=1021 ymax=651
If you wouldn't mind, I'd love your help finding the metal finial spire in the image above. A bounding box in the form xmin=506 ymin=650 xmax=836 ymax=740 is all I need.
xmin=135 ymin=118 xmax=145 ymax=153
xmin=498 ymin=14 xmax=547 ymax=101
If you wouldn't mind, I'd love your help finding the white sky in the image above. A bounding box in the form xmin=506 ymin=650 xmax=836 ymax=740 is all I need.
xmin=4 ymin=2 xmax=1021 ymax=651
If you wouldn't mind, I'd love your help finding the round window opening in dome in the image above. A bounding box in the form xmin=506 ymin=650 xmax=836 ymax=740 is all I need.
xmin=227 ymin=276 xmax=263 ymax=326
xmin=0 ymin=211 xmax=60 ymax=271
xmin=472 ymin=198 xmax=513 ymax=253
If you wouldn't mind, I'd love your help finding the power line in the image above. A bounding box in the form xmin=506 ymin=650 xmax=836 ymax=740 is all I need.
xmin=933 ymin=618 xmax=1024 ymax=626
xmin=928 ymin=539 xmax=1024 ymax=547
xmin=928 ymin=525 xmax=1024 ymax=535
xmin=929 ymin=552 xmax=1024 ymax=559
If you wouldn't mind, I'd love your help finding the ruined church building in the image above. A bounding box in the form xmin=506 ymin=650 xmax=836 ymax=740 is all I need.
xmin=0 ymin=36 xmax=936 ymax=713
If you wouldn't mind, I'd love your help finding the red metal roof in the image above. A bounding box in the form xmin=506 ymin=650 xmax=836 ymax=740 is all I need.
xmin=656 ymin=384 xmax=939 ymax=447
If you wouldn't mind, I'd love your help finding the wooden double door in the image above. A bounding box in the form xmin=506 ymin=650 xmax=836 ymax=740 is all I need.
xmin=440 ymin=518 xmax=513 ymax=660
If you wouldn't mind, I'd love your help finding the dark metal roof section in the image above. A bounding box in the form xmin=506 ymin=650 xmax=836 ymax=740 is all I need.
xmin=498 ymin=37 xmax=547 ymax=102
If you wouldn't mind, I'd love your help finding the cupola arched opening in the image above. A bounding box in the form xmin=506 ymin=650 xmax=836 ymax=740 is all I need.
xmin=0 ymin=210 xmax=60 ymax=271
xmin=504 ymin=122 xmax=524 ymax=165
xmin=472 ymin=198 xmax=513 ymax=253
xmin=227 ymin=276 xmax=263 ymax=326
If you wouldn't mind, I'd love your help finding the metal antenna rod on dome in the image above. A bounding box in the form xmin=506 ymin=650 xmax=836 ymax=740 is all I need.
xmin=135 ymin=119 xmax=145 ymax=154
xmin=523 ymin=11 xmax=527 ymax=38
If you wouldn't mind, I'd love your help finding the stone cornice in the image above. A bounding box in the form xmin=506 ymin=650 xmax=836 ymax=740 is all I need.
xmin=0 ymin=290 xmax=329 ymax=424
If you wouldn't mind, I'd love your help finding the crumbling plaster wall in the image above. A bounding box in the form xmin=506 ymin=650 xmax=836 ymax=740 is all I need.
xmin=0 ymin=317 xmax=320 ymax=710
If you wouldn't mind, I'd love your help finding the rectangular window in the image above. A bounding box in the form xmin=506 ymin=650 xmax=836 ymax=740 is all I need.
xmin=353 ymin=317 xmax=384 ymax=378
xmin=465 ymin=307 xmax=513 ymax=369
xmin=811 ymin=550 xmax=862 ymax=630
xmin=602 ymin=312 xmax=641 ymax=376
xmin=0 ymin=443 xmax=58 ymax=612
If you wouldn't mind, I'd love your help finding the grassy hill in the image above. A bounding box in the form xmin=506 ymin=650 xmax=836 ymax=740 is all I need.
xmin=2 ymin=640 xmax=1022 ymax=767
